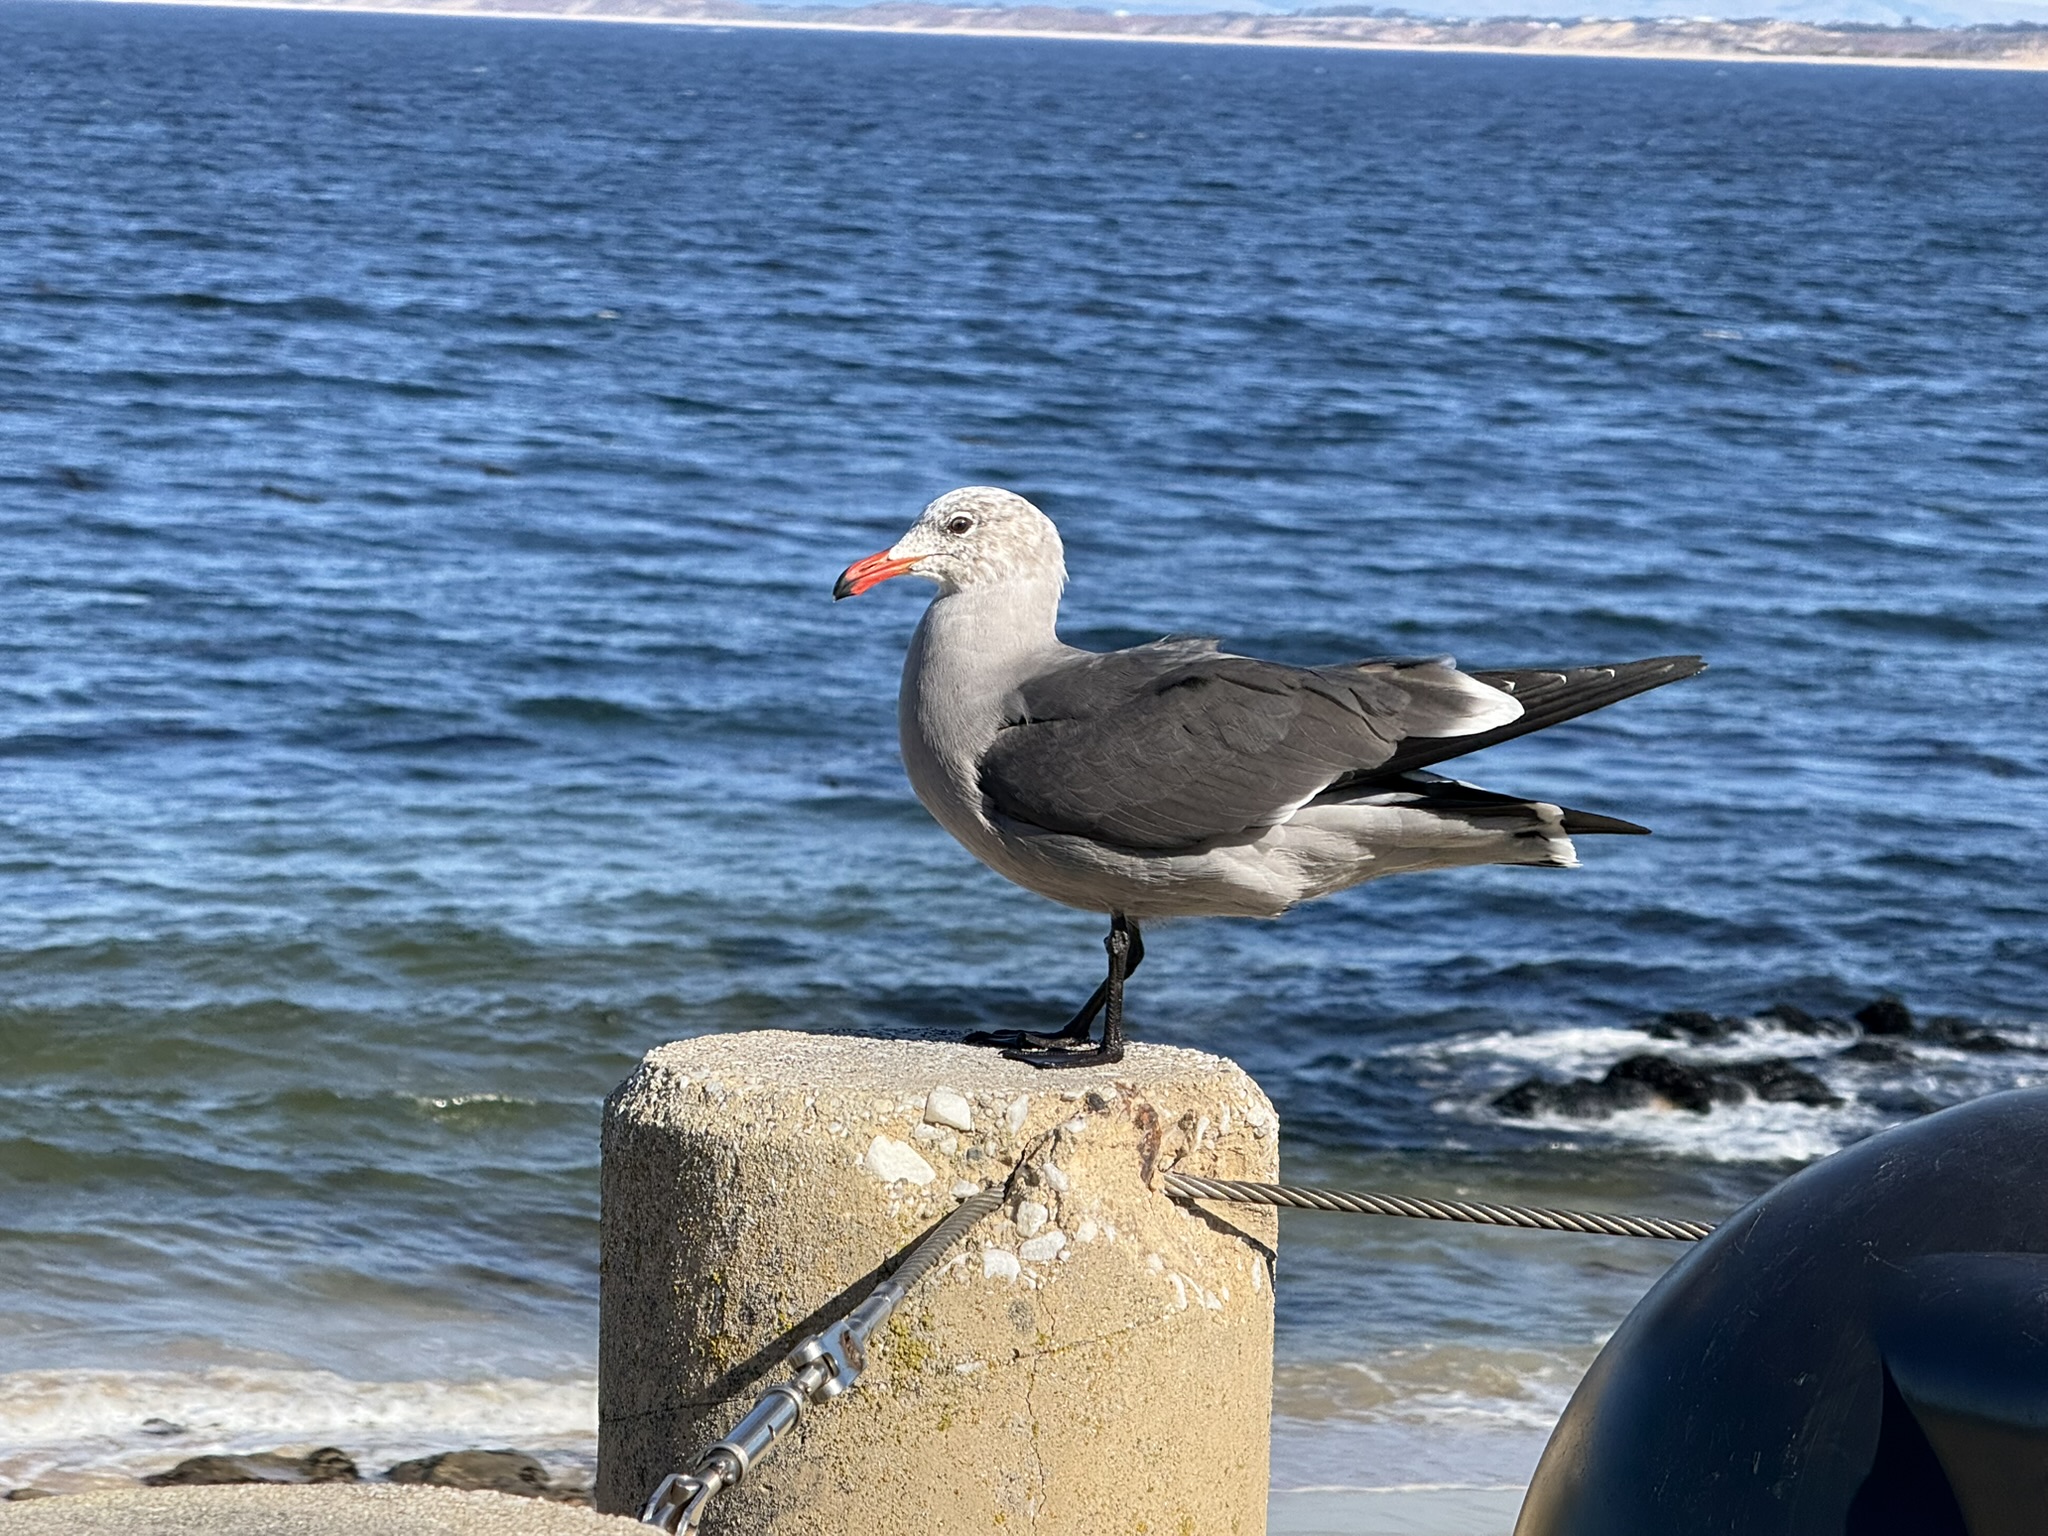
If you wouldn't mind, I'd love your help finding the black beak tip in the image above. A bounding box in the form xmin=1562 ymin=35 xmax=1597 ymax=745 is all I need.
xmin=832 ymin=573 xmax=856 ymax=602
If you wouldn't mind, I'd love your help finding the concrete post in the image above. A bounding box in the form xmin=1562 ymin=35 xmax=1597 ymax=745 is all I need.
xmin=598 ymin=1030 xmax=1278 ymax=1535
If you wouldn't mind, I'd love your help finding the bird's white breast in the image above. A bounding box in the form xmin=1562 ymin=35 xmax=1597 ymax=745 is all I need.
xmin=896 ymin=583 xmax=1066 ymax=872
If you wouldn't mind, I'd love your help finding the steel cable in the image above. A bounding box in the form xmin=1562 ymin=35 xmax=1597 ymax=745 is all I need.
xmin=1163 ymin=1172 xmax=1715 ymax=1242
xmin=869 ymin=1187 xmax=1008 ymax=1303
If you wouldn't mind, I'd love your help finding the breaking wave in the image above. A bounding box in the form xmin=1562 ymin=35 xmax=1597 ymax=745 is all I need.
xmin=0 ymin=1368 xmax=595 ymax=1496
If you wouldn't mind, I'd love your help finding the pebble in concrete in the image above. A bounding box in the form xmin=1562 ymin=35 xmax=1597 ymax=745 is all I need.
xmin=860 ymin=1135 xmax=936 ymax=1186
xmin=921 ymin=1086 xmax=974 ymax=1132
xmin=599 ymin=1030 xmax=1278 ymax=1534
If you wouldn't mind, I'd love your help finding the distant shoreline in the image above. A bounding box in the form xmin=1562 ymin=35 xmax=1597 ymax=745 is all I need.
xmin=76 ymin=0 xmax=2048 ymax=73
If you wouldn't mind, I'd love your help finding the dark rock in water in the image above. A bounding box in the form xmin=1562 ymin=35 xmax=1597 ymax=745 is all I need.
xmin=1496 ymin=1054 xmax=1840 ymax=1119
xmin=1644 ymin=1005 xmax=1850 ymax=1043
xmin=1494 ymin=1074 xmax=1654 ymax=1119
xmin=1721 ymin=1058 xmax=1842 ymax=1107
xmin=1923 ymin=1015 xmax=2013 ymax=1053
xmin=1493 ymin=1067 xmax=1657 ymax=1120
xmin=1844 ymin=998 xmax=2017 ymax=1053
xmin=1493 ymin=1060 xmax=1660 ymax=1118
xmin=1645 ymin=1010 xmax=1743 ymax=1042
xmin=1488 ymin=1079 xmax=1544 ymax=1116
xmin=1867 ymin=1087 xmax=1944 ymax=1117
xmin=1607 ymin=1054 xmax=1744 ymax=1113
xmin=301 ymin=1448 xmax=359 ymax=1482
xmin=386 ymin=1449 xmax=553 ymax=1498
xmin=1840 ymin=1038 xmax=1915 ymax=1064
xmin=1756 ymin=1003 xmax=1844 ymax=1035
xmin=138 ymin=1418 xmax=185 ymax=1437
xmin=144 ymin=1447 xmax=358 ymax=1486
xmin=1855 ymin=997 xmax=1915 ymax=1036
xmin=4 ymin=1488 xmax=56 ymax=1501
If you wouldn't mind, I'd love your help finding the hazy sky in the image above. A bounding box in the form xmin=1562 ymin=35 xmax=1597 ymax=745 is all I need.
xmin=1328 ymin=0 xmax=2048 ymax=24
xmin=800 ymin=0 xmax=2048 ymax=25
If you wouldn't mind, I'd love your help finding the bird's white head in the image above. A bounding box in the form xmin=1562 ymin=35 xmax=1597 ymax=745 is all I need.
xmin=834 ymin=487 xmax=1066 ymax=602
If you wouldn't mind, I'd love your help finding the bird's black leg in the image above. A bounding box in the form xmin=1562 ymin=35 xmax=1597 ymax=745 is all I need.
xmin=965 ymin=915 xmax=1143 ymax=1069
xmin=1062 ymin=912 xmax=1136 ymax=1069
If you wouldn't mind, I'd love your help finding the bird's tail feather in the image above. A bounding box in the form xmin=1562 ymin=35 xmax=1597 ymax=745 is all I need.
xmin=1316 ymin=771 xmax=1650 ymax=836
xmin=1556 ymin=806 xmax=1652 ymax=836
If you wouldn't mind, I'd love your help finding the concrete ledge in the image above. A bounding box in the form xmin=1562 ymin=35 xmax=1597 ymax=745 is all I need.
xmin=0 ymin=1484 xmax=644 ymax=1534
xmin=599 ymin=1029 xmax=1280 ymax=1533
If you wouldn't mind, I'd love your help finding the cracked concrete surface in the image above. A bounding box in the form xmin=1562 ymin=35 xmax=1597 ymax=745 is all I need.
xmin=598 ymin=1031 xmax=1278 ymax=1533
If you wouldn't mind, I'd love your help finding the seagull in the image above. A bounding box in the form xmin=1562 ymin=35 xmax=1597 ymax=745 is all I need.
xmin=835 ymin=487 xmax=1702 ymax=1069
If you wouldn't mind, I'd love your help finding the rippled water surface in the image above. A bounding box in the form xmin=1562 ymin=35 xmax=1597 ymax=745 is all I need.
xmin=3 ymin=2 xmax=2047 ymax=1514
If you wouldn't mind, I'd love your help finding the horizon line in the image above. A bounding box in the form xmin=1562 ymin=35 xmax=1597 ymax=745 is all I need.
xmin=64 ymin=0 xmax=2048 ymax=71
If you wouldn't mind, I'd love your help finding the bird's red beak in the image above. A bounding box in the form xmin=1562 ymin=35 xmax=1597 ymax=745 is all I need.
xmin=834 ymin=550 xmax=922 ymax=601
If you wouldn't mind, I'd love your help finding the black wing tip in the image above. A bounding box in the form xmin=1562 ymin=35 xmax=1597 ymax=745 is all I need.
xmin=1470 ymin=655 xmax=1707 ymax=702
xmin=1530 ymin=654 xmax=1707 ymax=681
xmin=1560 ymin=808 xmax=1653 ymax=836
xmin=1356 ymin=652 xmax=1707 ymax=784
xmin=1647 ymin=654 xmax=1708 ymax=680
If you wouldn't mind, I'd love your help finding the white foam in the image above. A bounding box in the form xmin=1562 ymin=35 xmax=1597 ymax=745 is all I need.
xmin=1410 ymin=1025 xmax=1653 ymax=1077
xmin=1270 ymin=1415 xmax=1550 ymax=1494
xmin=1498 ymin=1098 xmax=1874 ymax=1163
xmin=0 ymin=1367 xmax=594 ymax=1495
xmin=1401 ymin=1014 xmax=2048 ymax=1165
xmin=1272 ymin=1347 xmax=1585 ymax=1434
xmin=407 ymin=1092 xmax=539 ymax=1112
xmin=1276 ymin=1481 xmax=1525 ymax=1494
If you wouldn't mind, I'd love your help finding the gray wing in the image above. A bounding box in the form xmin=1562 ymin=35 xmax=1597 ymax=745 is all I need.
xmin=976 ymin=640 xmax=1519 ymax=852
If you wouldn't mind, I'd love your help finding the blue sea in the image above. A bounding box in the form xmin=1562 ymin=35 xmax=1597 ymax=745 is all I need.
xmin=3 ymin=4 xmax=2046 ymax=1526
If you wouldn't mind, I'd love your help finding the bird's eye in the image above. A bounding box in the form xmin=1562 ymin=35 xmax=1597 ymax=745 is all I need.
xmin=946 ymin=516 xmax=974 ymax=536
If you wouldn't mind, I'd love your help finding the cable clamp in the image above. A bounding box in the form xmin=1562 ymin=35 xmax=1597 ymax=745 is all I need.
xmin=787 ymin=1319 xmax=867 ymax=1401
xmin=640 ymin=1468 xmax=721 ymax=1534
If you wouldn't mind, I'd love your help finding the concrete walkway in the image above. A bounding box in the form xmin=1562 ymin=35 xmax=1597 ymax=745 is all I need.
xmin=0 ymin=1484 xmax=646 ymax=1534
xmin=0 ymin=1480 xmax=1526 ymax=1534
xmin=1269 ymin=1486 xmax=1523 ymax=1534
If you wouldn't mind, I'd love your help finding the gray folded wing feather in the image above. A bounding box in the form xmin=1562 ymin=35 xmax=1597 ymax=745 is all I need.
xmin=976 ymin=640 xmax=1520 ymax=852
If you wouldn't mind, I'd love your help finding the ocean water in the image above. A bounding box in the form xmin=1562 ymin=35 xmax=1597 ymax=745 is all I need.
xmin=3 ymin=4 xmax=2047 ymax=1522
